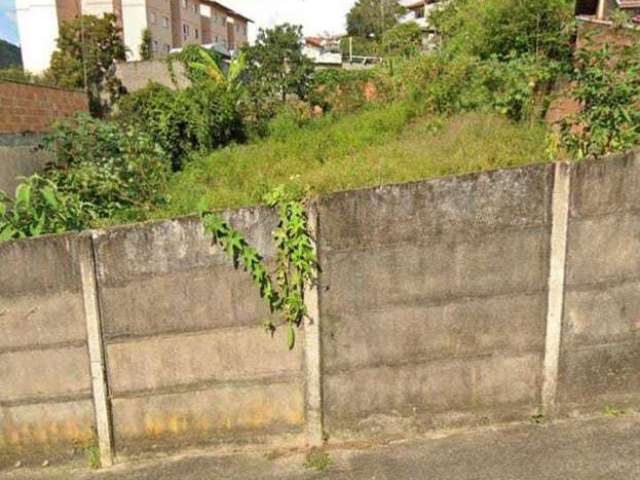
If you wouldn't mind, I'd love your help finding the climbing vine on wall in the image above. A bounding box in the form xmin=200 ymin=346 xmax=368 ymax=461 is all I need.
xmin=202 ymin=187 xmax=318 ymax=350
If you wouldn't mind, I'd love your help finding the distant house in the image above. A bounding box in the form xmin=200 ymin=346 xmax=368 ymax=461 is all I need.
xmin=398 ymin=0 xmax=446 ymax=49
xmin=575 ymin=0 xmax=640 ymax=49
xmin=303 ymin=37 xmax=343 ymax=68
xmin=575 ymin=0 xmax=640 ymax=21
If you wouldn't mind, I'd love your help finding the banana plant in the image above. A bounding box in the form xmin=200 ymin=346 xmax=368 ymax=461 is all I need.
xmin=187 ymin=47 xmax=247 ymax=93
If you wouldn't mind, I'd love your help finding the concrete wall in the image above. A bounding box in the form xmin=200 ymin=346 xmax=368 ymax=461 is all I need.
xmin=317 ymin=165 xmax=554 ymax=439
xmin=559 ymin=151 xmax=640 ymax=412
xmin=2 ymin=153 xmax=640 ymax=467
xmin=116 ymin=60 xmax=189 ymax=93
xmin=0 ymin=234 xmax=96 ymax=468
xmin=0 ymin=145 xmax=53 ymax=196
xmin=92 ymin=211 xmax=306 ymax=455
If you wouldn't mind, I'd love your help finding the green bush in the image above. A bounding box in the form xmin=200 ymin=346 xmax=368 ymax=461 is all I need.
xmin=0 ymin=176 xmax=90 ymax=240
xmin=0 ymin=113 xmax=171 ymax=239
xmin=561 ymin=41 xmax=640 ymax=159
xmin=383 ymin=52 xmax=559 ymax=122
xmin=49 ymin=135 xmax=168 ymax=221
xmin=432 ymin=0 xmax=575 ymax=62
xmin=310 ymin=68 xmax=377 ymax=114
xmin=117 ymin=82 xmax=245 ymax=170
xmin=381 ymin=22 xmax=423 ymax=58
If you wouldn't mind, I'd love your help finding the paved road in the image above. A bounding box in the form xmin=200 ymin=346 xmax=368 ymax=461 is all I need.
xmin=3 ymin=415 xmax=640 ymax=479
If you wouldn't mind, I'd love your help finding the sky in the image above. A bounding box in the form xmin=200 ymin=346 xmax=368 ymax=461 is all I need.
xmin=0 ymin=0 xmax=18 ymax=45
xmin=0 ymin=0 xmax=356 ymax=47
xmin=232 ymin=0 xmax=356 ymax=42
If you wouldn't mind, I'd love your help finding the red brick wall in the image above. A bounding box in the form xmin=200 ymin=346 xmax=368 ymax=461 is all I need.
xmin=0 ymin=81 xmax=89 ymax=135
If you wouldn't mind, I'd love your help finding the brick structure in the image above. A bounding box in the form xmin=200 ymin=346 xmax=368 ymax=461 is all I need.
xmin=0 ymin=81 xmax=88 ymax=135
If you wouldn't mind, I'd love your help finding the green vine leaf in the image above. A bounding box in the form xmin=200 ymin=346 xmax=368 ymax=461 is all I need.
xmin=202 ymin=189 xmax=317 ymax=349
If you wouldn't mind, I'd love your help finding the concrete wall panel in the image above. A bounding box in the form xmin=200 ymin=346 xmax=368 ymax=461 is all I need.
xmin=318 ymin=165 xmax=554 ymax=437
xmin=107 ymin=327 xmax=302 ymax=395
xmin=0 ymin=347 xmax=91 ymax=402
xmin=560 ymin=151 xmax=640 ymax=409
xmin=0 ymin=234 xmax=94 ymax=467
xmin=111 ymin=382 xmax=305 ymax=453
xmin=94 ymin=209 xmax=306 ymax=453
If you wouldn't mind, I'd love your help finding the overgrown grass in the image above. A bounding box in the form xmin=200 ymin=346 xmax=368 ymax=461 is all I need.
xmin=154 ymin=102 xmax=550 ymax=218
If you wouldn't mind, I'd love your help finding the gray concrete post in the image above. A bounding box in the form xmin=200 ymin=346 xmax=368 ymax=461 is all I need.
xmin=303 ymin=204 xmax=324 ymax=446
xmin=542 ymin=161 xmax=571 ymax=412
xmin=78 ymin=232 xmax=114 ymax=467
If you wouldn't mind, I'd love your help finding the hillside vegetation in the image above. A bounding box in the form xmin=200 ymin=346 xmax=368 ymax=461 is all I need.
xmin=158 ymin=107 xmax=549 ymax=217
xmin=3 ymin=0 xmax=640 ymax=240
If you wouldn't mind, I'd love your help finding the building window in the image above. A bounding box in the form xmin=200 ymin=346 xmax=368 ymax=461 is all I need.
xmin=235 ymin=23 xmax=239 ymax=33
xmin=195 ymin=28 xmax=199 ymax=39
xmin=193 ymin=3 xmax=198 ymax=14
xmin=183 ymin=23 xmax=190 ymax=40
xmin=164 ymin=44 xmax=171 ymax=53
xmin=162 ymin=16 xmax=169 ymax=27
xmin=150 ymin=12 xmax=157 ymax=24
xmin=181 ymin=0 xmax=187 ymax=8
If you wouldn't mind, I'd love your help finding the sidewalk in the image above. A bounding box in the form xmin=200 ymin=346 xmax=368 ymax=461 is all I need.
xmin=3 ymin=415 xmax=640 ymax=479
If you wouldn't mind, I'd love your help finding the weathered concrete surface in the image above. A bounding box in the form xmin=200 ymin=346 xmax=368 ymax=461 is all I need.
xmin=317 ymin=164 xmax=554 ymax=439
xmin=0 ymin=234 xmax=95 ymax=468
xmin=93 ymin=213 xmax=279 ymax=339
xmin=4 ymin=416 xmax=640 ymax=479
xmin=560 ymin=150 xmax=640 ymax=411
xmin=92 ymin=212 xmax=306 ymax=454
xmin=116 ymin=61 xmax=189 ymax=93
xmin=0 ymin=146 xmax=53 ymax=197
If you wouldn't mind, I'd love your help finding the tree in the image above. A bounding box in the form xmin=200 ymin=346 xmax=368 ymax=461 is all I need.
xmin=431 ymin=0 xmax=574 ymax=62
xmin=347 ymin=0 xmax=406 ymax=39
xmin=47 ymin=14 xmax=127 ymax=116
xmin=381 ymin=22 xmax=423 ymax=57
xmin=140 ymin=28 xmax=153 ymax=61
xmin=243 ymin=24 xmax=314 ymax=105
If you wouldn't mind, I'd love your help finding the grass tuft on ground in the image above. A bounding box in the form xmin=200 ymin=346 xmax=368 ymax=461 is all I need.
xmin=155 ymin=103 xmax=550 ymax=218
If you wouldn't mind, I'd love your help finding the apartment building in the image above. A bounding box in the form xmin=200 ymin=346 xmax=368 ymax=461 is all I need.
xmin=199 ymin=0 xmax=249 ymax=51
xmin=15 ymin=0 xmax=251 ymax=73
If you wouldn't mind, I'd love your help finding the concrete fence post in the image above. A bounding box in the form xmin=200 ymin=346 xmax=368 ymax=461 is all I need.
xmin=303 ymin=204 xmax=324 ymax=446
xmin=542 ymin=161 xmax=571 ymax=412
xmin=78 ymin=232 xmax=114 ymax=466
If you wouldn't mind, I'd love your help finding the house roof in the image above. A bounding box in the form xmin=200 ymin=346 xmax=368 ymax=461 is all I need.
xmin=305 ymin=37 xmax=324 ymax=48
xmin=200 ymin=0 xmax=253 ymax=23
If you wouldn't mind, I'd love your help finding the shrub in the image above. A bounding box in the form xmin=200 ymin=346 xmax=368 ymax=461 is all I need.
xmin=0 ymin=176 xmax=90 ymax=240
xmin=381 ymin=22 xmax=423 ymax=58
xmin=310 ymin=68 xmax=377 ymax=114
xmin=432 ymin=0 xmax=575 ymax=63
xmin=117 ymin=82 xmax=245 ymax=170
xmin=44 ymin=113 xmax=170 ymax=221
xmin=561 ymin=41 xmax=640 ymax=159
